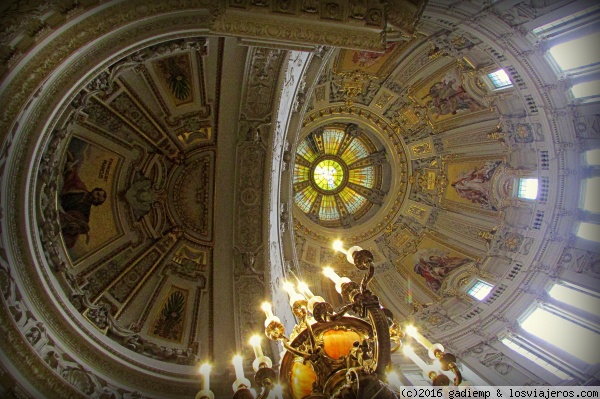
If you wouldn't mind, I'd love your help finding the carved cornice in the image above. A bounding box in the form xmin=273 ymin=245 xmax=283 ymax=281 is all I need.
xmin=212 ymin=13 xmax=384 ymax=52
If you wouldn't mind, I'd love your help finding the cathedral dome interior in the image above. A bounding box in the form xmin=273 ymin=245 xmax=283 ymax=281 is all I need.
xmin=0 ymin=1 xmax=599 ymax=398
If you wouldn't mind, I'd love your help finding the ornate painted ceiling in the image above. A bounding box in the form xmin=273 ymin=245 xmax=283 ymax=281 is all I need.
xmin=0 ymin=0 xmax=598 ymax=398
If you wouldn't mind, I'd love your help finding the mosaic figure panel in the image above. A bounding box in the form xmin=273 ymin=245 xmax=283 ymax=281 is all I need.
xmin=445 ymin=159 xmax=502 ymax=211
xmin=399 ymin=235 xmax=474 ymax=293
xmin=58 ymin=137 xmax=121 ymax=262
xmin=412 ymin=65 xmax=486 ymax=125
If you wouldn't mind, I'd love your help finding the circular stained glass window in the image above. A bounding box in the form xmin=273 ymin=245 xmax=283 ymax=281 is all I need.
xmin=293 ymin=124 xmax=385 ymax=228
xmin=313 ymin=159 xmax=344 ymax=191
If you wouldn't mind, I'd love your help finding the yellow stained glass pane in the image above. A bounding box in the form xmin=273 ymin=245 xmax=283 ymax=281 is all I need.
xmin=297 ymin=140 xmax=318 ymax=163
xmin=341 ymin=139 xmax=370 ymax=164
xmin=293 ymin=164 xmax=310 ymax=184
xmin=338 ymin=187 xmax=367 ymax=213
xmin=322 ymin=129 xmax=345 ymax=155
xmin=348 ymin=166 xmax=374 ymax=188
xmin=319 ymin=195 xmax=340 ymax=220
xmin=314 ymin=159 xmax=344 ymax=191
xmin=295 ymin=186 xmax=318 ymax=213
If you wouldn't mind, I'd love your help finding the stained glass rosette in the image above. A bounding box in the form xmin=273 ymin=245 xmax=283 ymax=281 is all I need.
xmin=293 ymin=127 xmax=383 ymax=228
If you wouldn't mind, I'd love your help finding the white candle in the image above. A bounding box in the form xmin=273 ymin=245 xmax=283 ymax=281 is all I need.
xmin=199 ymin=363 xmax=211 ymax=391
xmin=249 ymin=335 xmax=264 ymax=359
xmin=406 ymin=325 xmax=433 ymax=349
xmin=323 ymin=267 xmax=342 ymax=285
xmin=403 ymin=346 xmax=428 ymax=371
xmin=283 ymin=281 xmax=305 ymax=305
xmin=232 ymin=355 xmax=245 ymax=380
xmin=262 ymin=302 xmax=282 ymax=328
xmin=297 ymin=282 xmax=314 ymax=299
xmin=261 ymin=302 xmax=274 ymax=319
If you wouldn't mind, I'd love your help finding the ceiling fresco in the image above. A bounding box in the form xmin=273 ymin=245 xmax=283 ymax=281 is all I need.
xmin=291 ymin=31 xmax=544 ymax=326
xmin=38 ymin=37 xmax=219 ymax=366
xmin=0 ymin=0 xmax=598 ymax=397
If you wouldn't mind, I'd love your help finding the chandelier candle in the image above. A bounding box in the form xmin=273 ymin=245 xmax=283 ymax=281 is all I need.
xmin=297 ymin=282 xmax=314 ymax=299
xmin=231 ymin=355 xmax=252 ymax=393
xmin=196 ymin=363 xmax=214 ymax=399
xmin=323 ymin=266 xmax=351 ymax=293
xmin=199 ymin=363 xmax=211 ymax=391
xmin=403 ymin=345 xmax=429 ymax=371
xmin=283 ymin=281 xmax=305 ymax=305
xmin=249 ymin=335 xmax=264 ymax=359
xmin=406 ymin=325 xmax=434 ymax=351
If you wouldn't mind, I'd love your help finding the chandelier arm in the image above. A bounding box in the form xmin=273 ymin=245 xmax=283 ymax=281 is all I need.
xmin=330 ymin=303 xmax=353 ymax=321
xmin=366 ymin=307 xmax=392 ymax=378
xmin=360 ymin=262 xmax=375 ymax=294
xmin=282 ymin=341 xmax=311 ymax=360
xmin=304 ymin=315 xmax=319 ymax=352
xmin=389 ymin=341 xmax=401 ymax=354
xmin=449 ymin=363 xmax=463 ymax=386
xmin=255 ymin=385 xmax=271 ymax=399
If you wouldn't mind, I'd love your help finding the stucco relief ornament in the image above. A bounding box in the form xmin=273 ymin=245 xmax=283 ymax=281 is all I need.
xmin=241 ymin=251 xmax=262 ymax=275
xmin=301 ymin=0 xmax=319 ymax=13
xmin=125 ymin=172 xmax=156 ymax=221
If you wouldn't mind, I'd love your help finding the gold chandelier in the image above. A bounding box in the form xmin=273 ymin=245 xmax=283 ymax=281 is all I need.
xmin=195 ymin=241 xmax=464 ymax=399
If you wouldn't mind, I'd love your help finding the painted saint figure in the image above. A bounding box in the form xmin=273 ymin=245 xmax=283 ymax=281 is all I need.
xmin=422 ymin=75 xmax=482 ymax=119
xmin=413 ymin=250 xmax=471 ymax=292
xmin=450 ymin=161 xmax=501 ymax=210
xmin=59 ymin=152 xmax=107 ymax=248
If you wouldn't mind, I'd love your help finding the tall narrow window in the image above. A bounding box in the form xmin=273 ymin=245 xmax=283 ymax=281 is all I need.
xmin=549 ymin=283 xmax=600 ymax=317
xmin=501 ymin=337 xmax=570 ymax=379
xmin=576 ymin=221 xmax=600 ymax=242
xmin=518 ymin=178 xmax=538 ymax=199
xmin=487 ymin=69 xmax=513 ymax=89
xmin=521 ymin=307 xmax=600 ymax=364
xmin=585 ymin=149 xmax=600 ymax=166
xmin=549 ymin=32 xmax=600 ymax=71
xmin=571 ymin=80 xmax=600 ymax=98
xmin=582 ymin=177 xmax=600 ymax=213
xmin=467 ymin=280 xmax=494 ymax=300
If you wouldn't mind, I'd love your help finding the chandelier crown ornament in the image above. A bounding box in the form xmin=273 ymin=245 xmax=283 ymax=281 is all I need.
xmin=197 ymin=241 xmax=465 ymax=398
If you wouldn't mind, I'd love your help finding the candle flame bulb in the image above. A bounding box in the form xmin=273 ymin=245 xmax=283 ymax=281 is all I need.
xmin=333 ymin=240 xmax=347 ymax=254
xmin=199 ymin=363 xmax=211 ymax=391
